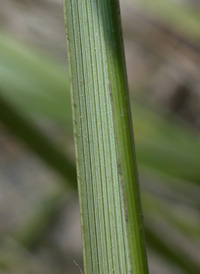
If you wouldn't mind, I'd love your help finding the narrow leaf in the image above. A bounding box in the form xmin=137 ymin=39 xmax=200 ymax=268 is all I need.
xmin=1 ymin=34 xmax=200 ymax=185
xmin=63 ymin=0 xmax=148 ymax=273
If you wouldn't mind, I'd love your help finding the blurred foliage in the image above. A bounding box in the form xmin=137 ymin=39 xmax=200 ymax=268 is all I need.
xmin=0 ymin=33 xmax=200 ymax=273
xmin=136 ymin=0 xmax=200 ymax=42
xmin=1 ymin=33 xmax=200 ymax=185
xmin=0 ymin=0 xmax=200 ymax=272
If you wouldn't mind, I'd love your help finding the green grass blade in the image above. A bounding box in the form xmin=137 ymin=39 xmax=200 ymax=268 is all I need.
xmin=13 ymin=185 xmax=200 ymax=273
xmin=1 ymin=51 xmax=198 ymax=271
xmin=63 ymin=0 xmax=148 ymax=273
xmin=2 ymin=91 xmax=199 ymax=273
xmin=1 ymin=33 xmax=200 ymax=185
xmin=0 ymin=33 xmax=72 ymax=128
xmin=2 ymin=84 xmax=199 ymax=272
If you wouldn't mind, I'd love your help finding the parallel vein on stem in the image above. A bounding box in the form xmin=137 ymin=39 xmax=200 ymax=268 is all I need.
xmin=63 ymin=0 xmax=149 ymax=273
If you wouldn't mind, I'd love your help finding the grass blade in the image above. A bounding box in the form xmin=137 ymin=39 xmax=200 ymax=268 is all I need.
xmin=1 ymin=85 xmax=199 ymax=273
xmin=1 ymin=33 xmax=200 ymax=185
xmin=63 ymin=0 xmax=148 ymax=273
xmin=1 ymin=61 xmax=198 ymax=271
xmin=0 ymin=33 xmax=72 ymax=127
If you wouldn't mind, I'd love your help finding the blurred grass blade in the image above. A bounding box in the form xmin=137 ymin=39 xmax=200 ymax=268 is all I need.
xmin=146 ymin=226 xmax=200 ymax=274
xmin=0 ymin=45 xmax=197 ymax=271
xmin=1 ymin=33 xmax=200 ymax=184
xmin=132 ymin=103 xmax=200 ymax=185
xmin=0 ymin=33 xmax=72 ymax=127
xmin=142 ymin=192 xmax=200 ymax=240
xmin=63 ymin=0 xmax=148 ymax=273
xmin=0 ymin=94 xmax=76 ymax=186
xmin=0 ymin=6 xmax=199 ymax=274
xmin=2 ymin=86 xmax=198 ymax=272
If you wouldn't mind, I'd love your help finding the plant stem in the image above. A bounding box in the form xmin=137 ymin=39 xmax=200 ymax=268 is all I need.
xmin=63 ymin=0 xmax=148 ymax=273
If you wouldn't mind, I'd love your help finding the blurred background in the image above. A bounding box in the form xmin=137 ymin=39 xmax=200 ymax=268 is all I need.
xmin=0 ymin=0 xmax=200 ymax=273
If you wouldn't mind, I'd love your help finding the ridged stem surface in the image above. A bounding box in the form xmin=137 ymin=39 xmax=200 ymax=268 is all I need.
xmin=63 ymin=0 xmax=148 ymax=273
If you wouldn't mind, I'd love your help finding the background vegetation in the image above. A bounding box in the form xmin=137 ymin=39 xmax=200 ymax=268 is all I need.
xmin=0 ymin=0 xmax=200 ymax=273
